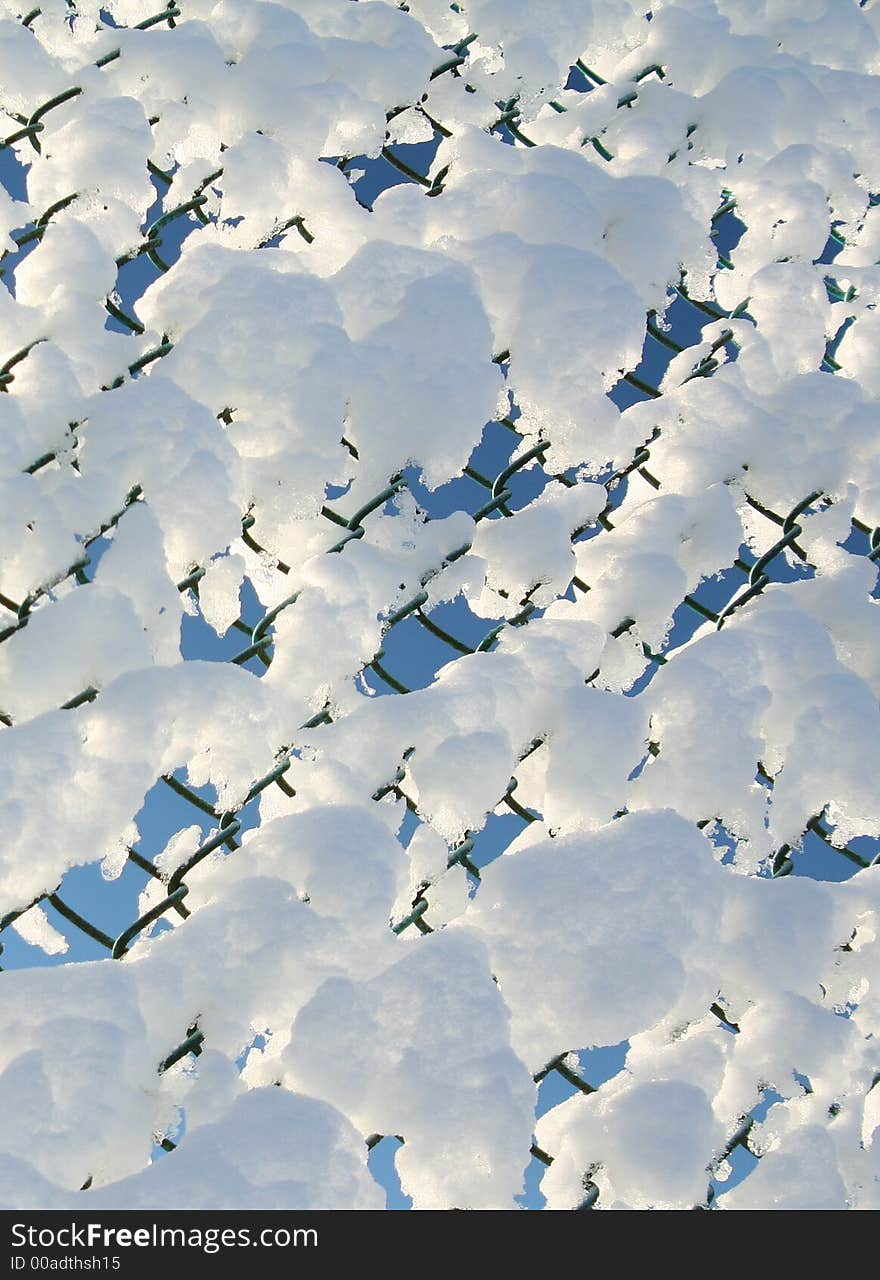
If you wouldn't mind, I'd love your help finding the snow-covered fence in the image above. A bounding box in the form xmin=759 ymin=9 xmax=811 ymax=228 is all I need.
xmin=1 ymin=0 xmax=879 ymax=1211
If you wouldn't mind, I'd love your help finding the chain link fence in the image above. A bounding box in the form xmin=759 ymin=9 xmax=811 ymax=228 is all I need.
xmin=1 ymin=0 xmax=879 ymax=1211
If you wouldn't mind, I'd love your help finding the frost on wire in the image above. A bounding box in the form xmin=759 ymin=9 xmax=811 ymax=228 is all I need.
xmin=1 ymin=0 xmax=879 ymax=1212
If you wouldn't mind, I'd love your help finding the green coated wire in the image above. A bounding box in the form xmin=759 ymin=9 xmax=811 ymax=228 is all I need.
xmin=0 ymin=19 xmax=876 ymax=1101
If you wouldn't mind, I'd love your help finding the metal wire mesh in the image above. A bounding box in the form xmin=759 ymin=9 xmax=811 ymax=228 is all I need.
xmin=1 ymin=1 xmax=879 ymax=1211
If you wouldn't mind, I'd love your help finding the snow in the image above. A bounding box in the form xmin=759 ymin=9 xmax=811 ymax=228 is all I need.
xmin=282 ymin=931 xmax=535 ymax=1209
xmin=1 ymin=0 xmax=879 ymax=1214
xmin=464 ymin=811 xmax=724 ymax=1069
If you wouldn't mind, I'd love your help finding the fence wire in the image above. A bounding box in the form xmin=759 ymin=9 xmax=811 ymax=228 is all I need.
xmin=1 ymin=0 xmax=879 ymax=1211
